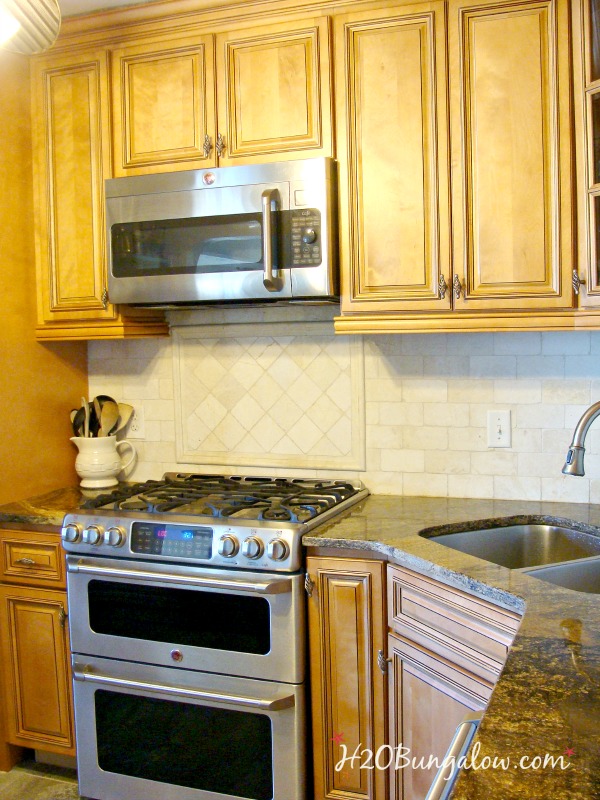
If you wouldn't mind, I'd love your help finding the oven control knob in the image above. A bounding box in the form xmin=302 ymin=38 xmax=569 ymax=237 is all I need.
xmin=83 ymin=525 xmax=103 ymax=546
xmin=61 ymin=523 xmax=82 ymax=544
xmin=267 ymin=538 xmax=289 ymax=562
xmin=218 ymin=534 xmax=239 ymax=558
xmin=301 ymin=227 xmax=317 ymax=244
xmin=105 ymin=526 xmax=125 ymax=547
xmin=242 ymin=536 xmax=264 ymax=560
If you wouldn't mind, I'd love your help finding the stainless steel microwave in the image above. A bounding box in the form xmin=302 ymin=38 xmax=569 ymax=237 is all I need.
xmin=105 ymin=158 xmax=338 ymax=306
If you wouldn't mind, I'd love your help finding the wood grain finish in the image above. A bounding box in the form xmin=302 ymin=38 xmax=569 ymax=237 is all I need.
xmin=216 ymin=17 xmax=332 ymax=163
xmin=388 ymin=633 xmax=488 ymax=800
xmin=0 ymin=584 xmax=74 ymax=754
xmin=451 ymin=0 xmax=574 ymax=310
xmin=0 ymin=530 xmax=65 ymax=588
xmin=336 ymin=3 xmax=450 ymax=312
xmin=112 ymin=34 xmax=216 ymax=174
xmin=307 ymin=556 xmax=387 ymax=800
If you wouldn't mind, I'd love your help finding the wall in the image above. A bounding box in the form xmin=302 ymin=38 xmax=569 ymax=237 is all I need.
xmin=88 ymin=308 xmax=600 ymax=505
xmin=0 ymin=50 xmax=87 ymax=505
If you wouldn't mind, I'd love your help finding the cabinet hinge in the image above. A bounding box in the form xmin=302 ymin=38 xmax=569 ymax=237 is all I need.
xmin=377 ymin=649 xmax=391 ymax=674
xmin=304 ymin=573 xmax=314 ymax=597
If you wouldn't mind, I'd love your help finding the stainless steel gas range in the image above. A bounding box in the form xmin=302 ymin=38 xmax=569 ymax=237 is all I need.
xmin=61 ymin=473 xmax=368 ymax=800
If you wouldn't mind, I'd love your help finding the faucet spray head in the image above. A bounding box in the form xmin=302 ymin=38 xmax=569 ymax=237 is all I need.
xmin=562 ymin=445 xmax=586 ymax=477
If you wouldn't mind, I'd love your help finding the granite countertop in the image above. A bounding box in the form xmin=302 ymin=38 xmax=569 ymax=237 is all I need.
xmin=305 ymin=495 xmax=600 ymax=800
xmin=2 ymin=488 xmax=600 ymax=798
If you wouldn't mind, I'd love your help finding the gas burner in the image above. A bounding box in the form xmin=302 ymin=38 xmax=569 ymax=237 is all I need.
xmin=81 ymin=473 xmax=365 ymax=525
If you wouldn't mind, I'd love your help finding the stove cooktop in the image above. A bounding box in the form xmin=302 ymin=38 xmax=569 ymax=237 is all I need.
xmin=63 ymin=473 xmax=369 ymax=572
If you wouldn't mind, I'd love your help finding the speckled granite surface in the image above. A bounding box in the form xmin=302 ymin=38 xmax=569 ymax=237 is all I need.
xmin=2 ymin=489 xmax=600 ymax=799
xmin=306 ymin=495 xmax=600 ymax=800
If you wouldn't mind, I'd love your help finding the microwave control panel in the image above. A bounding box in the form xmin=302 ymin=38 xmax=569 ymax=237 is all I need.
xmin=290 ymin=209 xmax=321 ymax=266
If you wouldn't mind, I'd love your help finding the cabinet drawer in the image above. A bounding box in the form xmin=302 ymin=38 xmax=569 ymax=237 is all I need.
xmin=388 ymin=565 xmax=520 ymax=678
xmin=0 ymin=531 xmax=65 ymax=588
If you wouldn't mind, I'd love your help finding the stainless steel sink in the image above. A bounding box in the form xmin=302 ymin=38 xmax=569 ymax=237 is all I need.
xmin=421 ymin=524 xmax=600 ymax=570
xmin=524 ymin=558 xmax=600 ymax=594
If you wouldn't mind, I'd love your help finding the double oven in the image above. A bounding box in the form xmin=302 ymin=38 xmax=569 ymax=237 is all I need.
xmin=61 ymin=474 xmax=367 ymax=800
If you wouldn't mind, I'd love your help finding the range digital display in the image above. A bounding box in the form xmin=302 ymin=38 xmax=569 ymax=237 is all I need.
xmin=131 ymin=522 xmax=213 ymax=559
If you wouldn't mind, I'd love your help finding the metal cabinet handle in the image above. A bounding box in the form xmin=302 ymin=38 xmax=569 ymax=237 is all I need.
xmin=439 ymin=274 xmax=448 ymax=300
xmin=425 ymin=712 xmax=482 ymax=800
xmin=215 ymin=132 xmax=225 ymax=157
xmin=59 ymin=605 xmax=67 ymax=628
xmin=72 ymin=666 xmax=295 ymax=711
xmin=67 ymin=558 xmax=292 ymax=595
xmin=203 ymin=134 xmax=213 ymax=158
xmin=453 ymin=274 xmax=465 ymax=300
xmin=15 ymin=557 xmax=36 ymax=566
xmin=573 ymin=270 xmax=586 ymax=295
xmin=101 ymin=287 xmax=109 ymax=310
xmin=377 ymin=649 xmax=391 ymax=674
xmin=262 ymin=188 xmax=283 ymax=292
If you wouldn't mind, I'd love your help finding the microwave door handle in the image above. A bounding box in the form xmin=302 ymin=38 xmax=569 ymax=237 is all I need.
xmin=72 ymin=665 xmax=295 ymax=711
xmin=262 ymin=188 xmax=283 ymax=292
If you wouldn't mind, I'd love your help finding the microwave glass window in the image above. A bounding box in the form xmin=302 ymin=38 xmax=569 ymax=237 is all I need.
xmin=111 ymin=215 xmax=264 ymax=276
xmin=95 ymin=690 xmax=273 ymax=800
xmin=87 ymin=579 xmax=271 ymax=654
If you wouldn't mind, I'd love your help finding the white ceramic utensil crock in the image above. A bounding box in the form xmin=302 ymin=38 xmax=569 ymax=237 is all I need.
xmin=70 ymin=435 xmax=136 ymax=489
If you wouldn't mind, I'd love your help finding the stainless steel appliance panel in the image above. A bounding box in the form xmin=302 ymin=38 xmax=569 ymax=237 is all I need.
xmin=73 ymin=654 xmax=306 ymax=800
xmin=66 ymin=555 xmax=305 ymax=684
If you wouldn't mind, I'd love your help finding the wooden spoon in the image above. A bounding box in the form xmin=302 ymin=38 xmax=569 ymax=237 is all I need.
xmin=99 ymin=400 xmax=120 ymax=436
xmin=116 ymin=403 xmax=134 ymax=433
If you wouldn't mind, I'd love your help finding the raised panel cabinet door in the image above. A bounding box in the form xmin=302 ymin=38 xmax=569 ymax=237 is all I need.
xmin=215 ymin=16 xmax=332 ymax=164
xmin=32 ymin=48 xmax=116 ymax=325
xmin=335 ymin=3 xmax=451 ymax=313
xmin=111 ymin=35 xmax=216 ymax=175
xmin=0 ymin=585 xmax=74 ymax=754
xmin=307 ymin=556 xmax=387 ymax=800
xmin=388 ymin=633 xmax=488 ymax=800
xmin=449 ymin=0 xmax=575 ymax=309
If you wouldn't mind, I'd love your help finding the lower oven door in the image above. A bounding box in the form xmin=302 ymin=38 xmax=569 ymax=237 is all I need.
xmin=66 ymin=555 xmax=304 ymax=683
xmin=72 ymin=655 xmax=305 ymax=800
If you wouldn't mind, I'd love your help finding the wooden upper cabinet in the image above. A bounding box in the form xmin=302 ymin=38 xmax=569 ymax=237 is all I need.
xmin=111 ymin=35 xmax=216 ymax=175
xmin=32 ymin=48 xmax=115 ymax=325
xmin=31 ymin=48 xmax=167 ymax=339
xmin=111 ymin=17 xmax=332 ymax=174
xmin=215 ymin=16 xmax=332 ymax=165
xmin=336 ymin=3 xmax=451 ymax=313
xmin=450 ymin=0 xmax=575 ymax=310
xmin=336 ymin=0 xmax=575 ymax=323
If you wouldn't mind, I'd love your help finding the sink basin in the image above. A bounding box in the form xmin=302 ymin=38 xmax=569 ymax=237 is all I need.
xmin=421 ymin=524 xmax=600 ymax=569
xmin=524 ymin=558 xmax=600 ymax=594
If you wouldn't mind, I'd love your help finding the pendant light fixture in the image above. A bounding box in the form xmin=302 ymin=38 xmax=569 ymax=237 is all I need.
xmin=0 ymin=0 xmax=60 ymax=54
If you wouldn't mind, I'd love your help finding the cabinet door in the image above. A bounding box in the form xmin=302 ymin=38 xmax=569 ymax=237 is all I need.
xmin=307 ymin=556 xmax=387 ymax=800
xmin=388 ymin=632 xmax=488 ymax=800
xmin=449 ymin=0 xmax=574 ymax=310
xmin=111 ymin=35 xmax=216 ymax=175
xmin=335 ymin=3 xmax=451 ymax=313
xmin=215 ymin=16 xmax=332 ymax=164
xmin=32 ymin=48 xmax=116 ymax=326
xmin=0 ymin=585 xmax=74 ymax=754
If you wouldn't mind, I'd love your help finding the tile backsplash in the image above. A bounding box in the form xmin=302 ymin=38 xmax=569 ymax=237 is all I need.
xmin=88 ymin=309 xmax=600 ymax=504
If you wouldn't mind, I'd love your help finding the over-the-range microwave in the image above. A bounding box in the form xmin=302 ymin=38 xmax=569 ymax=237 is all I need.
xmin=105 ymin=157 xmax=338 ymax=307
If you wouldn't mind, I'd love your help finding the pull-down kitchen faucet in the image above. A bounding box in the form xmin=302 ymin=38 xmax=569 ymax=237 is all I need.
xmin=562 ymin=400 xmax=600 ymax=476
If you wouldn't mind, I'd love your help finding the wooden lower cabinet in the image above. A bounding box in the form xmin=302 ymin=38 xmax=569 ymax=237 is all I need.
xmin=307 ymin=556 xmax=387 ymax=800
xmin=387 ymin=633 xmax=488 ymax=800
xmin=0 ymin=584 xmax=74 ymax=755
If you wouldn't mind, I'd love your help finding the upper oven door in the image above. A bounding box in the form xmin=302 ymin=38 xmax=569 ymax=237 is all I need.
xmin=106 ymin=172 xmax=293 ymax=305
xmin=66 ymin=556 xmax=305 ymax=684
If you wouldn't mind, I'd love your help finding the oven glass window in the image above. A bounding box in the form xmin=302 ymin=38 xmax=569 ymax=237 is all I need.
xmin=88 ymin=580 xmax=271 ymax=654
xmin=95 ymin=689 xmax=273 ymax=800
xmin=111 ymin=215 xmax=263 ymax=276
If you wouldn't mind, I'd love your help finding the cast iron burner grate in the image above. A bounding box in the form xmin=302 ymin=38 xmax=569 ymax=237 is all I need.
xmin=81 ymin=474 xmax=361 ymax=523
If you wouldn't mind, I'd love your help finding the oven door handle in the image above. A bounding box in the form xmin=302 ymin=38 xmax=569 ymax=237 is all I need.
xmin=66 ymin=558 xmax=292 ymax=595
xmin=72 ymin=665 xmax=295 ymax=711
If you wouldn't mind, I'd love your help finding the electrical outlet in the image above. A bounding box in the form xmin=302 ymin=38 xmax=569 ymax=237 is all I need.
xmin=127 ymin=407 xmax=145 ymax=439
xmin=487 ymin=410 xmax=511 ymax=448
